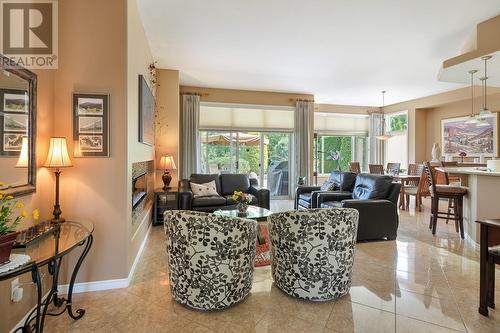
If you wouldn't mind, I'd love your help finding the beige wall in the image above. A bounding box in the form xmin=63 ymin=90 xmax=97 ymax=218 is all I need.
xmin=315 ymin=103 xmax=371 ymax=115
xmin=126 ymin=0 xmax=155 ymax=271
xmin=425 ymin=95 xmax=500 ymax=160
xmin=1 ymin=0 xmax=155 ymax=331
xmin=156 ymin=69 xmax=180 ymax=188
xmin=180 ymin=86 xmax=313 ymax=107
xmin=383 ymin=86 xmax=500 ymax=162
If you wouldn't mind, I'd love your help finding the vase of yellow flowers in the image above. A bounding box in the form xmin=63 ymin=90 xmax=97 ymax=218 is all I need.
xmin=0 ymin=183 xmax=39 ymax=265
xmin=232 ymin=191 xmax=251 ymax=215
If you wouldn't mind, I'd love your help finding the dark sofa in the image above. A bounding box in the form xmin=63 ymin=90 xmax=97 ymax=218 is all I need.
xmin=318 ymin=173 xmax=401 ymax=241
xmin=295 ymin=171 xmax=357 ymax=210
xmin=178 ymin=173 xmax=270 ymax=212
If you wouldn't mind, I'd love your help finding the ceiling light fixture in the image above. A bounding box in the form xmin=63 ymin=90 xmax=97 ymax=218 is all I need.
xmin=464 ymin=70 xmax=479 ymax=125
xmin=376 ymin=91 xmax=392 ymax=141
xmin=478 ymin=55 xmax=493 ymax=120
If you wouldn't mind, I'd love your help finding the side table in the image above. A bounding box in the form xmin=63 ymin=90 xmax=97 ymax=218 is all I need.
xmin=153 ymin=188 xmax=179 ymax=225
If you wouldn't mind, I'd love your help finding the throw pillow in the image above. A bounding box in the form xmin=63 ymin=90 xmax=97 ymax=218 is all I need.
xmin=190 ymin=180 xmax=219 ymax=198
xmin=321 ymin=180 xmax=337 ymax=191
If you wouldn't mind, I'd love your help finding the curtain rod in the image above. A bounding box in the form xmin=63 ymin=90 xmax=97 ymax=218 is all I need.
xmin=290 ymin=98 xmax=315 ymax=102
xmin=180 ymin=92 xmax=209 ymax=96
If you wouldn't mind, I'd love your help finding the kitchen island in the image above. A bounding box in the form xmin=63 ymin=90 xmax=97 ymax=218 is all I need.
xmin=436 ymin=167 xmax=500 ymax=246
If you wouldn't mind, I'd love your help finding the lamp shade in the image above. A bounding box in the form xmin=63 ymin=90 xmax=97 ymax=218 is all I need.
xmin=44 ymin=137 xmax=73 ymax=168
xmin=15 ymin=137 xmax=29 ymax=168
xmin=159 ymin=155 xmax=176 ymax=170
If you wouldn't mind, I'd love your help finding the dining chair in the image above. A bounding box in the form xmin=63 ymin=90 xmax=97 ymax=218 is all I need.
xmin=369 ymin=164 xmax=384 ymax=174
xmin=349 ymin=162 xmax=361 ymax=174
xmin=386 ymin=162 xmax=401 ymax=175
xmin=404 ymin=166 xmax=426 ymax=211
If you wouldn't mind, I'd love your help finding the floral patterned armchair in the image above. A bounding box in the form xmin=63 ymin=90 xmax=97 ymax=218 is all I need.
xmin=268 ymin=208 xmax=359 ymax=301
xmin=164 ymin=210 xmax=257 ymax=310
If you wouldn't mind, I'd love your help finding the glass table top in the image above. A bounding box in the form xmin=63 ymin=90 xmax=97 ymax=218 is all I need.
xmin=214 ymin=206 xmax=272 ymax=220
xmin=1 ymin=220 xmax=94 ymax=279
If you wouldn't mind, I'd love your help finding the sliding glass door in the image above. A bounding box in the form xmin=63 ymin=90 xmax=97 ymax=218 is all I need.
xmin=314 ymin=134 xmax=369 ymax=174
xmin=200 ymin=131 xmax=291 ymax=198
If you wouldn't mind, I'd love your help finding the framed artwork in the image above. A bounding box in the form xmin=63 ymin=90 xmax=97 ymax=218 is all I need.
xmin=138 ymin=75 xmax=155 ymax=146
xmin=73 ymin=93 xmax=109 ymax=157
xmin=441 ymin=114 xmax=498 ymax=157
xmin=0 ymin=88 xmax=28 ymax=155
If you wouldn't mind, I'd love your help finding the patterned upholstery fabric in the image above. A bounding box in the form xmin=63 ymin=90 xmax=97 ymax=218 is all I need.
xmin=268 ymin=208 xmax=359 ymax=301
xmin=164 ymin=210 xmax=257 ymax=310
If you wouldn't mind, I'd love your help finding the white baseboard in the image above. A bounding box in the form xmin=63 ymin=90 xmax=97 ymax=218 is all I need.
xmin=58 ymin=221 xmax=152 ymax=295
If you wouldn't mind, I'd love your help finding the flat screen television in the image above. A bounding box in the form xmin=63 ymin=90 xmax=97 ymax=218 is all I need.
xmin=138 ymin=75 xmax=154 ymax=146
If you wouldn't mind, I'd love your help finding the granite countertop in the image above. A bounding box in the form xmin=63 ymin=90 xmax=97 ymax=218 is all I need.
xmin=436 ymin=167 xmax=500 ymax=177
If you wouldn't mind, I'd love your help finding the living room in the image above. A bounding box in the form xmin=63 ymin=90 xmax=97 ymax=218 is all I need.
xmin=1 ymin=0 xmax=500 ymax=332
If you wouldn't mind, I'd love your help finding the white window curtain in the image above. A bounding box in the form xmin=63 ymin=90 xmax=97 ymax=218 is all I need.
xmin=294 ymin=100 xmax=313 ymax=184
xmin=369 ymin=112 xmax=384 ymax=164
xmin=181 ymin=94 xmax=201 ymax=179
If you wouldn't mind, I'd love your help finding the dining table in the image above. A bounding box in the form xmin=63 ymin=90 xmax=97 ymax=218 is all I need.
xmin=391 ymin=174 xmax=421 ymax=211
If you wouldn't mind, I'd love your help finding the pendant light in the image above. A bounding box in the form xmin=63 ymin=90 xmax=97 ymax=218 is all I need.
xmin=376 ymin=91 xmax=392 ymax=141
xmin=478 ymin=55 xmax=493 ymax=120
xmin=464 ymin=70 xmax=479 ymax=125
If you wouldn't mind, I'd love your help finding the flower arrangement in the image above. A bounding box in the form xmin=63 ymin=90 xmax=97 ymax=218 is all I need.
xmin=0 ymin=182 xmax=39 ymax=264
xmin=232 ymin=191 xmax=251 ymax=214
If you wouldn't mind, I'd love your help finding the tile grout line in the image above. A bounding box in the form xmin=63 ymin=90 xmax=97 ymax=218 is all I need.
xmin=439 ymin=254 xmax=470 ymax=333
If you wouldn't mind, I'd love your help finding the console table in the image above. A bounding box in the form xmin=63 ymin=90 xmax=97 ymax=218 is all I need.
xmin=0 ymin=220 xmax=94 ymax=333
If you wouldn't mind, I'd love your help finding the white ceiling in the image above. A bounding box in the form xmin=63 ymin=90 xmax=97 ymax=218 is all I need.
xmin=137 ymin=0 xmax=500 ymax=106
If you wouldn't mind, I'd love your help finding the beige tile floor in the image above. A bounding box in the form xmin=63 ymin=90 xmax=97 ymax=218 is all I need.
xmin=45 ymin=199 xmax=500 ymax=333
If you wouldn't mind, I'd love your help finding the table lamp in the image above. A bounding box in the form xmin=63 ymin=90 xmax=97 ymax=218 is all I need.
xmin=15 ymin=137 xmax=29 ymax=168
xmin=44 ymin=137 xmax=73 ymax=223
xmin=158 ymin=155 xmax=176 ymax=190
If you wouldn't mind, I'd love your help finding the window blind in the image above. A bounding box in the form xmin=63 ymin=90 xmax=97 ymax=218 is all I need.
xmin=199 ymin=104 xmax=294 ymax=130
xmin=314 ymin=112 xmax=369 ymax=135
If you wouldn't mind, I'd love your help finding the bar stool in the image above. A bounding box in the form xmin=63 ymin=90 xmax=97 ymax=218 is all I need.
xmin=424 ymin=162 xmax=468 ymax=239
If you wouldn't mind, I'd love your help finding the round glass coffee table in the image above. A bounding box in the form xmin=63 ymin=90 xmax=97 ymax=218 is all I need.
xmin=214 ymin=206 xmax=273 ymax=266
xmin=213 ymin=205 xmax=272 ymax=222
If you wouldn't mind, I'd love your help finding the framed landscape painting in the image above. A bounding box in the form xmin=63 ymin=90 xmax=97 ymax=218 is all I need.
xmin=441 ymin=114 xmax=498 ymax=157
xmin=0 ymin=88 xmax=28 ymax=155
xmin=73 ymin=93 xmax=109 ymax=157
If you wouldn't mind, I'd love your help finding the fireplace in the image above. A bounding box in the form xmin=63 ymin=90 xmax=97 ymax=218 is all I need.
xmin=132 ymin=160 xmax=154 ymax=224
xmin=132 ymin=173 xmax=147 ymax=209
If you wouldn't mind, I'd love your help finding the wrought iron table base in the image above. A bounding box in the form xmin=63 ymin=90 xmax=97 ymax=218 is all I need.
xmin=14 ymin=234 xmax=93 ymax=333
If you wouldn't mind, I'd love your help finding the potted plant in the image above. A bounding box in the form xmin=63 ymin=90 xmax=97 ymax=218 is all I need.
xmin=0 ymin=183 xmax=38 ymax=265
xmin=232 ymin=191 xmax=251 ymax=215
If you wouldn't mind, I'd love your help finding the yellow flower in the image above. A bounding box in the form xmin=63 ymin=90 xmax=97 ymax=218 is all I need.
xmin=16 ymin=202 xmax=24 ymax=209
xmin=32 ymin=209 xmax=40 ymax=220
xmin=21 ymin=211 xmax=28 ymax=218
xmin=6 ymin=195 xmax=14 ymax=200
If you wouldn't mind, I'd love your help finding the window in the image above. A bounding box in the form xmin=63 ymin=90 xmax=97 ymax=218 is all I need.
xmin=313 ymin=112 xmax=370 ymax=174
xmin=199 ymin=102 xmax=294 ymax=198
xmin=385 ymin=111 xmax=408 ymax=170
xmin=315 ymin=135 xmax=368 ymax=174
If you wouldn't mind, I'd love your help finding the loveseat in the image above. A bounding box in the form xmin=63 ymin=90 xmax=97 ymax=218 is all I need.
xmin=178 ymin=173 xmax=270 ymax=212
xmin=317 ymin=173 xmax=401 ymax=241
